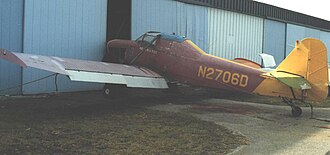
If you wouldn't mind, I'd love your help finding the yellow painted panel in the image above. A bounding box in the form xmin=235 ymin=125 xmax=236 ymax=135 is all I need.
xmin=254 ymin=38 xmax=328 ymax=102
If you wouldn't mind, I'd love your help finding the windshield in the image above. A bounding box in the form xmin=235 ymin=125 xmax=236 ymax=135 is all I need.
xmin=135 ymin=34 xmax=158 ymax=48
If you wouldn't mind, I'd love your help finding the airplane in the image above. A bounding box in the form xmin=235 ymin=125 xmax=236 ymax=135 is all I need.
xmin=0 ymin=31 xmax=328 ymax=117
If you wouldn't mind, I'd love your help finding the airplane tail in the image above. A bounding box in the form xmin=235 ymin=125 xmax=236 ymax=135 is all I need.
xmin=275 ymin=38 xmax=328 ymax=101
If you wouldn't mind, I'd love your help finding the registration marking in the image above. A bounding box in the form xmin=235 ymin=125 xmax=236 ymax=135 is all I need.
xmin=198 ymin=65 xmax=249 ymax=87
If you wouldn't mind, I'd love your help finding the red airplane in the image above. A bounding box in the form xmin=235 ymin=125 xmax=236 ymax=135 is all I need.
xmin=0 ymin=31 xmax=328 ymax=117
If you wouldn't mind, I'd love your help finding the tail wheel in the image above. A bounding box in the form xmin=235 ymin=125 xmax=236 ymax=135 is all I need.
xmin=291 ymin=106 xmax=302 ymax=117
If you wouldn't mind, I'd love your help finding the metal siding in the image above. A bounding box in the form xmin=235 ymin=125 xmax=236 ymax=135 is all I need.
xmin=208 ymin=7 xmax=263 ymax=63
xmin=320 ymin=31 xmax=330 ymax=64
xmin=176 ymin=0 xmax=330 ymax=31
xmin=132 ymin=0 xmax=208 ymax=51
xmin=0 ymin=0 xmax=23 ymax=95
xmin=23 ymin=0 xmax=107 ymax=94
xmin=305 ymin=27 xmax=321 ymax=38
xmin=263 ymin=19 xmax=286 ymax=64
xmin=176 ymin=2 xmax=208 ymax=51
xmin=286 ymin=24 xmax=321 ymax=56
xmin=131 ymin=0 xmax=177 ymax=40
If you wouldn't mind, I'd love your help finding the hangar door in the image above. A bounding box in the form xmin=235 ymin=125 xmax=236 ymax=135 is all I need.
xmin=132 ymin=0 xmax=208 ymax=51
xmin=286 ymin=24 xmax=330 ymax=65
xmin=23 ymin=0 xmax=107 ymax=94
xmin=131 ymin=0 xmax=177 ymax=40
xmin=286 ymin=24 xmax=320 ymax=56
xmin=0 ymin=0 xmax=23 ymax=95
xmin=320 ymin=31 xmax=330 ymax=65
xmin=176 ymin=2 xmax=208 ymax=52
xmin=208 ymin=8 xmax=264 ymax=63
xmin=263 ymin=19 xmax=286 ymax=64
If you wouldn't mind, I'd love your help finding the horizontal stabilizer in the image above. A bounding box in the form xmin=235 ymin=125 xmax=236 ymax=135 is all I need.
xmin=269 ymin=71 xmax=311 ymax=90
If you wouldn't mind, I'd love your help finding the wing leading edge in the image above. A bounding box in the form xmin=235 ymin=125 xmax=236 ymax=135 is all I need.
xmin=0 ymin=49 xmax=168 ymax=89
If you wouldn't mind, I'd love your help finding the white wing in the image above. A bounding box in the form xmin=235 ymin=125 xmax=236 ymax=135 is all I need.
xmin=0 ymin=49 xmax=168 ymax=89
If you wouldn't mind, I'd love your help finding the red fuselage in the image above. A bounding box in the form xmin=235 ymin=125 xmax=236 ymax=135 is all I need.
xmin=108 ymin=35 xmax=266 ymax=94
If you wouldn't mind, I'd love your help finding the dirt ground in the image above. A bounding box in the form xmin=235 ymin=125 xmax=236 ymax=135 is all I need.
xmin=1 ymin=89 xmax=330 ymax=155
xmin=0 ymin=90 xmax=247 ymax=155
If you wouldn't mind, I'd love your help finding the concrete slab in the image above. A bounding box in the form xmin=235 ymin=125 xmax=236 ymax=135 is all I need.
xmin=151 ymin=99 xmax=330 ymax=155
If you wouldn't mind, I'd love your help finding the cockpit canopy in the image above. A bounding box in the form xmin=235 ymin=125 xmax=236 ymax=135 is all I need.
xmin=135 ymin=31 xmax=186 ymax=47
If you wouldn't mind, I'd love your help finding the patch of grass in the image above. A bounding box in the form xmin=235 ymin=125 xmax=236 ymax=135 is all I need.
xmin=0 ymin=92 xmax=247 ymax=154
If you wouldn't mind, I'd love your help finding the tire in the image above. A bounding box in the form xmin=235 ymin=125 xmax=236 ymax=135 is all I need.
xmin=291 ymin=106 xmax=302 ymax=117
xmin=103 ymin=84 xmax=126 ymax=99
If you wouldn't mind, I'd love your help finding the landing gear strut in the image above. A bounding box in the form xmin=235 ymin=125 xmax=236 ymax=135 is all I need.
xmin=282 ymin=97 xmax=314 ymax=118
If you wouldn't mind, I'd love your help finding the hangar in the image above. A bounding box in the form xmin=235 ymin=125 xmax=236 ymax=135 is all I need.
xmin=1 ymin=0 xmax=330 ymax=95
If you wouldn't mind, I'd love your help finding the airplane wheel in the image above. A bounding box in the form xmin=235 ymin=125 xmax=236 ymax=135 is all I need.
xmin=103 ymin=84 xmax=126 ymax=99
xmin=291 ymin=106 xmax=302 ymax=117
xmin=103 ymin=86 xmax=111 ymax=97
xmin=103 ymin=85 xmax=113 ymax=99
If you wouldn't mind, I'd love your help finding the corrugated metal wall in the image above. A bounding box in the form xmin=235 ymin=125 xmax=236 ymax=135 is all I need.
xmin=286 ymin=24 xmax=321 ymax=56
xmin=131 ymin=0 xmax=177 ymax=40
xmin=131 ymin=0 xmax=330 ymax=66
xmin=176 ymin=0 xmax=330 ymax=31
xmin=23 ymin=0 xmax=107 ymax=94
xmin=320 ymin=31 xmax=330 ymax=64
xmin=132 ymin=0 xmax=208 ymax=51
xmin=208 ymin=7 xmax=264 ymax=63
xmin=176 ymin=2 xmax=208 ymax=51
xmin=0 ymin=0 xmax=23 ymax=95
xmin=132 ymin=0 xmax=263 ymax=62
xmin=263 ymin=19 xmax=286 ymax=64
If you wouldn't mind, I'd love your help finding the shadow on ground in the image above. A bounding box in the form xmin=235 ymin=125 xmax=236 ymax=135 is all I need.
xmin=0 ymin=90 xmax=247 ymax=154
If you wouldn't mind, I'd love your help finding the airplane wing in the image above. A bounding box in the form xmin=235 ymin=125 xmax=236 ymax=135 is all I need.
xmin=0 ymin=49 xmax=168 ymax=89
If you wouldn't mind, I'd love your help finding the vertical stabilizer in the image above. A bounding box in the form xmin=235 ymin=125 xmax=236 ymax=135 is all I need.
xmin=276 ymin=38 xmax=328 ymax=101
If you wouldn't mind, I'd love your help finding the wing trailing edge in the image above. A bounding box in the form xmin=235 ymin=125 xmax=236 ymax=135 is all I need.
xmin=66 ymin=70 xmax=168 ymax=89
